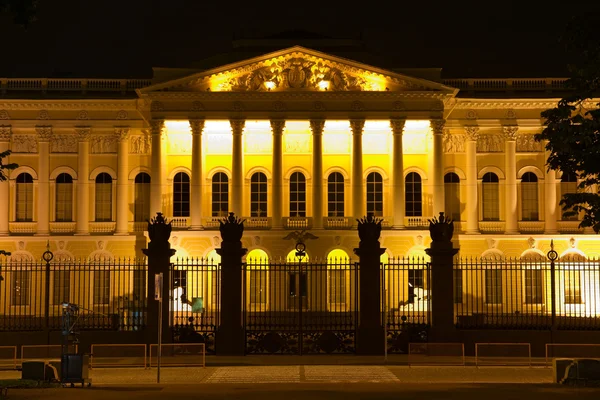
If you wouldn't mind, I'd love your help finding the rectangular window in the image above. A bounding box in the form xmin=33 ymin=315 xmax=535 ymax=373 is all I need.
xmin=134 ymin=183 xmax=150 ymax=222
xmin=53 ymin=270 xmax=70 ymax=305
xmin=485 ymin=270 xmax=502 ymax=304
xmin=521 ymin=182 xmax=539 ymax=221
xmin=327 ymin=178 xmax=344 ymax=217
xmin=95 ymin=183 xmax=112 ymax=221
xmin=16 ymin=183 xmax=33 ymax=222
xmin=564 ymin=271 xmax=582 ymax=304
xmin=56 ymin=184 xmax=72 ymax=222
xmin=93 ymin=270 xmax=110 ymax=305
xmin=482 ymin=183 xmax=499 ymax=221
xmin=445 ymin=182 xmax=461 ymax=221
xmin=12 ymin=271 xmax=30 ymax=306
xmin=524 ymin=269 xmax=543 ymax=304
xmin=211 ymin=178 xmax=229 ymax=217
xmin=453 ymin=269 xmax=463 ymax=304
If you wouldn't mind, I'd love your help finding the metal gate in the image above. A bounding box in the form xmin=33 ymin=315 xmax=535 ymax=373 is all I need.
xmin=244 ymin=258 xmax=357 ymax=355
xmin=169 ymin=258 xmax=220 ymax=354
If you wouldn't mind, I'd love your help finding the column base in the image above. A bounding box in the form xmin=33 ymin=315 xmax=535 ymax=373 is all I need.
xmin=391 ymin=225 xmax=406 ymax=230
xmin=189 ymin=225 xmax=205 ymax=231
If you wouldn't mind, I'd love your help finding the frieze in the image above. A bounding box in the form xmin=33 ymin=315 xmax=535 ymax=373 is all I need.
xmin=76 ymin=110 xmax=89 ymax=120
xmin=477 ymin=134 xmax=503 ymax=152
xmin=143 ymin=91 xmax=450 ymax=101
xmin=51 ymin=135 xmax=78 ymax=153
xmin=453 ymin=101 xmax=560 ymax=110
xmin=12 ymin=134 xmax=38 ymax=153
xmin=516 ymin=134 xmax=543 ymax=152
xmin=0 ymin=126 xmax=11 ymax=141
xmin=37 ymin=110 xmax=50 ymax=120
xmin=130 ymin=133 xmax=151 ymax=154
xmin=0 ymin=110 xmax=10 ymax=120
xmin=443 ymin=132 xmax=465 ymax=153
xmin=90 ymin=134 xmax=118 ymax=154
xmin=116 ymin=110 xmax=128 ymax=120
xmin=35 ymin=126 xmax=53 ymax=141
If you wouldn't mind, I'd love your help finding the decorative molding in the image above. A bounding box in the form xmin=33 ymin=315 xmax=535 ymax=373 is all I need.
xmin=349 ymin=119 xmax=365 ymax=134
xmin=505 ymin=109 xmax=517 ymax=119
xmin=116 ymin=110 xmax=128 ymax=120
xmin=75 ymin=126 xmax=91 ymax=142
xmin=390 ymin=118 xmax=406 ymax=135
xmin=312 ymin=101 xmax=325 ymax=111
xmin=465 ymin=109 xmax=478 ymax=119
xmin=189 ymin=119 xmax=205 ymax=136
xmin=272 ymin=101 xmax=286 ymax=111
xmin=502 ymin=125 xmax=519 ymax=141
xmin=230 ymin=119 xmax=245 ymax=134
xmin=0 ymin=125 xmax=11 ymax=141
xmin=12 ymin=134 xmax=38 ymax=153
xmin=90 ymin=134 xmax=118 ymax=154
xmin=443 ymin=131 xmax=465 ymax=153
xmin=0 ymin=101 xmax=139 ymax=110
xmin=477 ymin=134 xmax=504 ymax=152
xmin=464 ymin=126 xmax=480 ymax=141
xmin=51 ymin=135 xmax=77 ymax=153
xmin=232 ymin=101 xmax=244 ymax=111
xmin=430 ymin=119 xmax=445 ymax=134
xmin=114 ymin=127 xmax=130 ymax=141
xmin=35 ymin=125 xmax=52 ymax=141
xmin=453 ymin=101 xmax=560 ymax=110
xmin=392 ymin=101 xmax=405 ymax=111
xmin=149 ymin=120 xmax=165 ymax=135
xmin=130 ymin=133 xmax=151 ymax=154
xmin=191 ymin=101 xmax=204 ymax=111
xmin=516 ymin=134 xmax=543 ymax=152
xmin=76 ymin=110 xmax=89 ymax=120
xmin=270 ymin=119 xmax=286 ymax=135
xmin=309 ymin=119 xmax=325 ymax=135
xmin=150 ymin=101 xmax=164 ymax=111
xmin=351 ymin=101 xmax=365 ymax=111
xmin=37 ymin=110 xmax=50 ymax=120
xmin=0 ymin=110 xmax=10 ymax=120
xmin=142 ymin=91 xmax=451 ymax=101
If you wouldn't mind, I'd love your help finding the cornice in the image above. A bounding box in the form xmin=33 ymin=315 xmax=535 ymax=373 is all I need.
xmin=140 ymin=91 xmax=452 ymax=101
xmin=0 ymin=99 xmax=139 ymax=110
xmin=452 ymin=99 xmax=561 ymax=110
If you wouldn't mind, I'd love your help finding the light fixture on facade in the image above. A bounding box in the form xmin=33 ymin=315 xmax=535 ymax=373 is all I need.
xmin=264 ymin=81 xmax=276 ymax=90
xmin=318 ymin=80 xmax=330 ymax=90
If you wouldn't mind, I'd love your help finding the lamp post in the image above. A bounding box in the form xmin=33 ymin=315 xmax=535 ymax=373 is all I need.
xmin=42 ymin=241 xmax=54 ymax=330
xmin=547 ymin=240 xmax=558 ymax=331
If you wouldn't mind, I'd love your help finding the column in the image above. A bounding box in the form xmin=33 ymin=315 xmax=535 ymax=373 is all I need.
xmin=230 ymin=119 xmax=245 ymax=217
xmin=350 ymin=119 xmax=365 ymax=221
xmin=430 ymin=119 xmax=445 ymax=217
xmin=115 ymin=127 xmax=130 ymax=235
xmin=36 ymin=126 xmax=51 ymax=235
xmin=464 ymin=126 xmax=480 ymax=234
xmin=310 ymin=119 xmax=325 ymax=229
xmin=190 ymin=119 xmax=205 ymax=230
xmin=0 ymin=126 xmax=10 ymax=235
xmin=150 ymin=120 xmax=165 ymax=218
xmin=504 ymin=126 xmax=519 ymax=234
xmin=270 ymin=120 xmax=285 ymax=229
xmin=390 ymin=118 xmax=406 ymax=229
xmin=75 ymin=127 xmax=91 ymax=235
xmin=544 ymin=141 xmax=558 ymax=234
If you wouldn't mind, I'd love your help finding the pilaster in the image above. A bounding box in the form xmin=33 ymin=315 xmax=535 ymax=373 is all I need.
xmin=115 ymin=127 xmax=130 ymax=235
xmin=464 ymin=126 xmax=480 ymax=234
xmin=503 ymin=125 xmax=519 ymax=234
xmin=75 ymin=127 xmax=91 ymax=235
xmin=35 ymin=126 xmax=52 ymax=236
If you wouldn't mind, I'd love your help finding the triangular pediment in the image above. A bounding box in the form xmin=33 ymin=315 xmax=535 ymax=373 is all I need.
xmin=139 ymin=46 xmax=457 ymax=95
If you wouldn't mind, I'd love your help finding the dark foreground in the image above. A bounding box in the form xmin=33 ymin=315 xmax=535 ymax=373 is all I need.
xmin=4 ymin=383 xmax=600 ymax=400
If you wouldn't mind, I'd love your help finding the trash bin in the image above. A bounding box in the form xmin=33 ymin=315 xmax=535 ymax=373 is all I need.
xmin=61 ymin=354 xmax=91 ymax=387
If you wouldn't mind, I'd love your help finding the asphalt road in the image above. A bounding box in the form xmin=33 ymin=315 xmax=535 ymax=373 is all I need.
xmin=4 ymin=383 xmax=600 ymax=400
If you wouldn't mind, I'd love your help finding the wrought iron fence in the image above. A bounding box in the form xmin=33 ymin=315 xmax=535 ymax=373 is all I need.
xmin=169 ymin=258 xmax=220 ymax=354
xmin=455 ymin=257 xmax=600 ymax=330
xmin=244 ymin=257 xmax=358 ymax=355
xmin=383 ymin=257 xmax=431 ymax=353
xmin=0 ymin=258 xmax=147 ymax=331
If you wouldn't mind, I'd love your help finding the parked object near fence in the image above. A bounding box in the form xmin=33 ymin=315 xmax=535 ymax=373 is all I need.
xmin=0 ymin=346 xmax=16 ymax=370
xmin=90 ymin=344 xmax=146 ymax=369
xmin=546 ymin=344 xmax=600 ymax=366
xmin=149 ymin=343 xmax=205 ymax=367
xmin=475 ymin=343 xmax=531 ymax=367
xmin=408 ymin=343 xmax=465 ymax=366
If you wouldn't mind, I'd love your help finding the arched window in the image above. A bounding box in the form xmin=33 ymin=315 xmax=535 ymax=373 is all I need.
xmin=289 ymin=172 xmax=306 ymax=217
xmin=482 ymin=172 xmax=499 ymax=221
xmin=173 ymin=172 xmax=190 ymax=217
xmin=327 ymin=172 xmax=344 ymax=217
xmin=366 ymin=172 xmax=383 ymax=217
xmin=444 ymin=172 xmax=460 ymax=221
xmin=327 ymin=249 xmax=350 ymax=311
xmin=405 ymin=172 xmax=422 ymax=217
xmin=246 ymin=249 xmax=269 ymax=310
xmin=55 ymin=173 xmax=73 ymax=222
xmin=134 ymin=173 xmax=151 ymax=222
xmin=561 ymin=172 xmax=578 ymax=221
xmin=16 ymin=173 xmax=34 ymax=222
xmin=521 ymin=172 xmax=539 ymax=221
xmin=212 ymin=172 xmax=229 ymax=217
xmin=250 ymin=172 xmax=267 ymax=217
xmin=95 ymin=173 xmax=113 ymax=222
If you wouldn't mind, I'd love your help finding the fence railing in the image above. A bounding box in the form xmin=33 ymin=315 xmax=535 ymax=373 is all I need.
xmin=0 ymin=258 xmax=147 ymax=331
xmin=455 ymin=257 xmax=600 ymax=330
xmin=169 ymin=258 xmax=220 ymax=354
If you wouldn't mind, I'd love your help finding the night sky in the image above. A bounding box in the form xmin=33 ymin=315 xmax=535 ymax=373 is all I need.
xmin=1 ymin=0 xmax=599 ymax=79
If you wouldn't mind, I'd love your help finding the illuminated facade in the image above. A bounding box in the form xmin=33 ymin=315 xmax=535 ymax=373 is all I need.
xmin=0 ymin=46 xmax=597 ymax=266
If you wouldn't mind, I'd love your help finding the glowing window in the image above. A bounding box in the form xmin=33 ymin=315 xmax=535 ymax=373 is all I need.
xmin=95 ymin=173 xmax=112 ymax=222
xmin=327 ymin=172 xmax=345 ymax=217
xmin=16 ymin=173 xmax=34 ymax=222
xmin=327 ymin=249 xmax=350 ymax=309
xmin=212 ymin=173 xmax=229 ymax=217
xmin=134 ymin=173 xmax=151 ymax=222
xmin=405 ymin=172 xmax=422 ymax=217
xmin=289 ymin=172 xmax=306 ymax=217
xmin=250 ymin=172 xmax=268 ymax=217
xmin=366 ymin=172 xmax=383 ymax=217
xmin=173 ymin=172 xmax=190 ymax=217
xmin=55 ymin=173 xmax=73 ymax=222
xmin=246 ymin=249 xmax=268 ymax=308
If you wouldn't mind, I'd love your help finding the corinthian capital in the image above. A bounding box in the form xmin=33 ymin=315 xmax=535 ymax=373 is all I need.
xmin=189 ymin=119 xmax=205 ymax=136
xmin=464 ymin=126 xmax=480 ymax=141
xmin=390 ymin=118 xmax=406 ymax=135
xmin=35 ymin=125 xmax=52 ymax=141
xmin=270 ymin=119 xmax=286 ymax=135
xmin=150 ymin=120 xmax=165 ymax=136
xmin=349 ymin=119 xmax=365 ymax=135
xmin=75 ymin=126 xmax=91 ymax=141
xmin=230 ymin=119 xmax=245 ymax=135
xmin=0 ymin=125 xmax=11 ymax=142
xmin=309 ymin=119 xmax=325 ymax=135
xmin=114 ymin=127 xmax=130 ymax=141
xmin=502 ymin=125 xmax=519 ymax=141
xmin=430 ymin=119 xmax=446 ymax=135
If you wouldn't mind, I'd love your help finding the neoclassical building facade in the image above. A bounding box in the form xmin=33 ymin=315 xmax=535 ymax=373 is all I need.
xmin=0 ymin=46 xmax=597 ymax=263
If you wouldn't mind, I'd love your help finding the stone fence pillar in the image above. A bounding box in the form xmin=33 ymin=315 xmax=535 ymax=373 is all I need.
xmin=425 ymin=212 xmax=459 ymax=342
xmin=354 ymin=215 xmax=385 ymax=355
xmin=216 ymin=213 xmax=247 ymax=355
xmin=142 ymin=212 xmax=176 ymax=346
